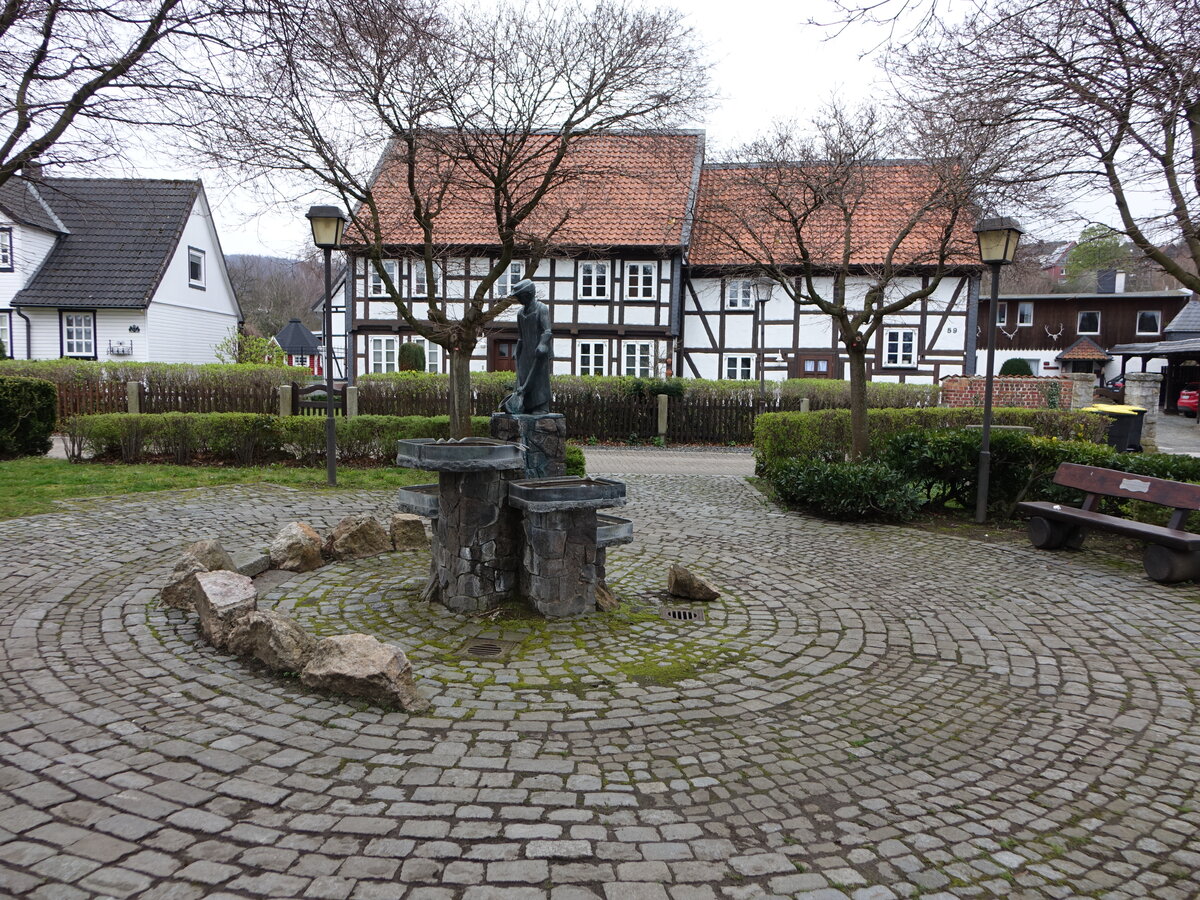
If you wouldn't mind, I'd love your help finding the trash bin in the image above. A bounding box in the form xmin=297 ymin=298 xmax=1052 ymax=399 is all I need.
xmin=1080 ymin=403 xmax=1147 ymax=452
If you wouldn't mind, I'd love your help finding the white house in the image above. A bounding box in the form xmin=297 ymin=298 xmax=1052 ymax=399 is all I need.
xmin=0 ymin=174 xmax=240 ymax=362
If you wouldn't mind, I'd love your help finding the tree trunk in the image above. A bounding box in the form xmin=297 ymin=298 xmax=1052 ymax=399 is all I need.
xmin=846 ymin=346 xmax=869 ymax=460
xmin=448 ymin=345 xmax=475 ymax=438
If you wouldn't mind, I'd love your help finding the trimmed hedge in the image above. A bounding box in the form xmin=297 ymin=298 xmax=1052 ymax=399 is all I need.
xmin=0 ymin=359 xmax=307 ymax=390
xmin=565 ymin=444 xmax=586 ymax=476
xmin=65 ymin=412 xmax=489 ymax=465
xmin=754 ymin=407 xmax=1110 ymax=471
xmin=770 ymin=458 xmax=924 ymax=521
xmin=0 ymin=376 xmax=56 ymax=458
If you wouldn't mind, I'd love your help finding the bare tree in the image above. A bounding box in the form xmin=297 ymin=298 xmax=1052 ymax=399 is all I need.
xmin=0 ymin=0 xmax=246 ymax=188
xmin=184 ymin=0 xmax=710 ymax=435
xmin=227 ymin=253 xmax=323 ymax=336
xmin=696 ymin=102 xmax=1019 ymax=458
xmin=894 ymin=0 xmax=1200 ymax=295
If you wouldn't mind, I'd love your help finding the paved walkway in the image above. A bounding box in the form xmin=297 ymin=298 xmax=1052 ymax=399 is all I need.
xmin=1 ymin=477 xmax=1199 ymax=899
xmin=584 ymin=448 xmax=754 ymax=477
xmin=1154 ymin=411 xmax=1200 ymax=456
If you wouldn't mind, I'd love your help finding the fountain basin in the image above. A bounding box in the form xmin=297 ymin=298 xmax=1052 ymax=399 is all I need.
xmin=396 ymin=437 xmax=525 ymax=471
xmin=396 ymin=483 xmax=440 ymax=518
xmin=596 ymin=514 xmax=634 ymax=548
xmin=506 ymin=476 xmax=627 ymax=513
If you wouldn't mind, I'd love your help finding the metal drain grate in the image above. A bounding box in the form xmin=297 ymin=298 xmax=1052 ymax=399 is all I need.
xmin=457 ymin=637 xmax=518 ymax=660
xmin=660 ymin=606 xmax=706 ymax=624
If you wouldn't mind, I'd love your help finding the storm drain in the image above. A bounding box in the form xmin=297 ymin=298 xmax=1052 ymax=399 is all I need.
xmin=660 ymin=606 xmax=706 ymax=624
xmin=457 ymin=637 xmax=518 ymax=660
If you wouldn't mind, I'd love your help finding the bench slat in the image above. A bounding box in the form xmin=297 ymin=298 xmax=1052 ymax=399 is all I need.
xmin=1017 ymin=501 xmax=1200 ymax=550
xmin=1053 ymin=463 xmax=1200 ymax=509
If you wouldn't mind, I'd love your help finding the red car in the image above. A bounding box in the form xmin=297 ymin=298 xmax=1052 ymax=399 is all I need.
xmin=1179 ymin=383 xmax=1199 ymax=416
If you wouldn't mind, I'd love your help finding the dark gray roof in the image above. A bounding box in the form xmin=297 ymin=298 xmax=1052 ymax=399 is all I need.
xmin=1165 ymin=298 xmax=1200 ymax=334
xmin=998 ymin=290 xmax=1190 ymax=301
xmin=1112 ymin=337 xmax=1200 ymax=356
xmin=0 ymin=177 xmax=68 ymax=233
xmin=274 ymin=318 xmax=320 ymax=354
xmin=12 ymin=178 xmax=200 ymax=309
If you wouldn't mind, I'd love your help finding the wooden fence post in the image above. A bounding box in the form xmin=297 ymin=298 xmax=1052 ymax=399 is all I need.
xmin=657 ymin=394 xmax=668 ymax=439
xmin=345 ymin=385 xmax=358 ymax=418
xmin=279 ymin=384 xmax=292 ymax=417
xmin=126 ymin=382 xmax=141 ymax=415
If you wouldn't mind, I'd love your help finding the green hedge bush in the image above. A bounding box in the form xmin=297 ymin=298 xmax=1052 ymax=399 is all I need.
xmin=0 ymin=376 xmax=57 ymax=458
xmin=754 ymin=407 xmax=1109 ymax=471
xmin=770 ymin=458 xmax=924 ymax=521
xmin=565 ymin=444 xmax=586 ymax=476
xmin=65 ymin=413 xmax=489 ymax=466
xmin=0 ymin=359 xmax=307 ymax=390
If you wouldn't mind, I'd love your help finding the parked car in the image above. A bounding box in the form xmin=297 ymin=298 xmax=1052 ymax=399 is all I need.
xmin=1178 ymin=383 xmax=1199 ymax=416
xmin=1106 ymin=374 xmax=1126 ymax=391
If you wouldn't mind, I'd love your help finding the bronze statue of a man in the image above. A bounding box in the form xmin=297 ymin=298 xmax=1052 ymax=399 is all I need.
xmin=503 ymin=279 xmax=553 ymax=416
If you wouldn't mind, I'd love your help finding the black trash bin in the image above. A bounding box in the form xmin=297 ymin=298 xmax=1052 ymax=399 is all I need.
xmin=1081 ymin=403 xmax=1147 ymax=452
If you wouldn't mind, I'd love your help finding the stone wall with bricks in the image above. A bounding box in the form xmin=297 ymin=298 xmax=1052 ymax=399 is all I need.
xmin=940 ymin=374 xmax=1085 ymax=410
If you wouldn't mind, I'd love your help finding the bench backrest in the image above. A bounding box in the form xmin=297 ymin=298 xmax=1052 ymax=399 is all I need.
xmin=1053 ymin=463 xmax=1200 ymax=510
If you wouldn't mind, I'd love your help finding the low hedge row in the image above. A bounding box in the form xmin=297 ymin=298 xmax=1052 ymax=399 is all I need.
xmin=65 ymin=413 xmax=490 ymax=466
xmin=765 ymin=427 xmax=1200 ymax=523
xmin=0 ymin=359 xmax=307 ymax=390
xmin=754 ymin=407 xmax=1109 ymax=470
xmin=0 ymin=376 xmax=56 ymax=458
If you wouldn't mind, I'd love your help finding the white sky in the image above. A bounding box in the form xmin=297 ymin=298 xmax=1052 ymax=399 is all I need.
xmin=94 ymin=0 xmax=1128 ymax=257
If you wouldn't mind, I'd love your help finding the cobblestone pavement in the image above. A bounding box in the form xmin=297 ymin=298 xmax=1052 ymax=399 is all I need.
xmin=1154 ymin=412 xmax=1200 ymax=457
xmin=2 ymin=477 xmax=1199 ymax=900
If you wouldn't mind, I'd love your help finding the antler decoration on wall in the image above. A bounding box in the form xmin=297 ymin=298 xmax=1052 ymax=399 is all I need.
xmin=1000 ymin=326 xmax=1019 ymax=341
xmin=1045 ymin=323 xmax=1064 ymax=342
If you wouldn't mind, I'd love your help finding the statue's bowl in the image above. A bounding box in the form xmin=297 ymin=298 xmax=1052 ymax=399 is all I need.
xmin=396 ymin=483 xmax=440 ymax=518
xmin=396 ymin=437 xmax=525 ymax=471
xmin=506 ymin=476 xmax=627 ymax=512
xmin=596 ymin=514 xmax=634 ymax=547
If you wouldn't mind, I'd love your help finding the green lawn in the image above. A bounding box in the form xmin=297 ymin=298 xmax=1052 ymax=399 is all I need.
xmin=0 ymin=458 xmax=430 ymax=521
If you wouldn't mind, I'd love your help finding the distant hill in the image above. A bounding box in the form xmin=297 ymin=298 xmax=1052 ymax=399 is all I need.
xmin=225 ymin=254 xmax=323 ymax=337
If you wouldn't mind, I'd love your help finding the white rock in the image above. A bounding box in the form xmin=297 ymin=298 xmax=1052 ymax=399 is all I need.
xmin=193 ymin=570 xmax=257 ymax=649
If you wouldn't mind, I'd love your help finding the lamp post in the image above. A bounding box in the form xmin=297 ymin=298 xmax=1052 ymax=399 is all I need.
xmin=973 ymin=216 xmax=1025 ymax=523
xmin=307 ymin=204 xmax=347 ymax=487
xmin=753 ymin=276 xmax=774 ymax=397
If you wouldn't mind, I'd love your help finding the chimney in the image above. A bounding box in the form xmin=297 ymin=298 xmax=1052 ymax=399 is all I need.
xmin=21 ymin=161 xmax=43 ymax=181
xmin=1097 ymin=269 xmax=1116 ymax=293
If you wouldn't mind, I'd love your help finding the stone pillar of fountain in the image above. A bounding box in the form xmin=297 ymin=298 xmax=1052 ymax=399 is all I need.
xmin=490 ymin=413 xmax=566 ymax=478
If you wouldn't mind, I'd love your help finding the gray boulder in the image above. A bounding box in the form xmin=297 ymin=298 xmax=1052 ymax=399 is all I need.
xmin=227 ymin=609 xmax=315 ymax=672
xmin=390 ymin=513 xmax=427 ymax=551
xmin=193 ymin=570 xmax=257 ymax=649
xmin=232 ymin=549 xmax=271 ymax=578
xmin=270 ymin=522 xmax=324 ymax=572
xmin=160 ymin=539 xmax=238 ymax=610
xmin=301 ymin=633 xmax=425 ymax=711
xmin=324 ymin=514 xmax=391 ymax=561
xmin=667 ymin=563 xmax=719 ymax=602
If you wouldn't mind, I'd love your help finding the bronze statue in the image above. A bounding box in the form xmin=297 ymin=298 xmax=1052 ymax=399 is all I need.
xmin=502 ymin=279 xmax=553 ymax=415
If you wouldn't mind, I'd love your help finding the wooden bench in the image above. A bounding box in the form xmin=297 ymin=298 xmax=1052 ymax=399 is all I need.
xmin=1017 ymin=463 xmax=1200 ymax=583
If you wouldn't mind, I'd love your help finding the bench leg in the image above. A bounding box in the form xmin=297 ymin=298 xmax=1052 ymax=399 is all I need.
xmin=1143 ymin=546 xmax=1200 ymax=583
xmin=1028 ymin=517 xmax=1083 ymax=550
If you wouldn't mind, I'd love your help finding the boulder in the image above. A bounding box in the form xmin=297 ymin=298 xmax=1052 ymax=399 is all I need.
xmin=667 ymin=563 xmax=720 ymax=602
xmin=193 ymin=570 xmax=257 ymax=648
xmin=301 ymin=633 xmax=425 ymax=711
xmin=324 ymin=515 xmax=391 ymax=561
xmin=596 ymin=581 xmax=619 ymax=612
xmin=232 ymin=549 xmax=271 ymax=578
xmin=159 ymin=539 xmax=238 ymax=610
xmin=390 ymin=513 xmax=427 ymax=551
xmin=227 ymin=609 xmax=316 ymax=672
xmin=270 ymin=522 xmax=324 ymax=572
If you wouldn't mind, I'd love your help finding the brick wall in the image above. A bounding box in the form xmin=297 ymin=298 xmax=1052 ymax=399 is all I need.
xmin=940 ymin=375 xmax=1077 ymax=410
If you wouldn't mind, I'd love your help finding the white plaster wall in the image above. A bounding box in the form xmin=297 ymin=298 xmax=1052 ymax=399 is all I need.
xmin=723 ymin=315 xmax=754 ymax=345
xmin=575 ymin=303 xmax=609 ymax=324
xmin=156 ymin=193 xmax=238 ymax=317
xmin=148 ymin=302 xmax=239 ymax=363
xmin=623 ymin=306 xmax=656 ymax=326
xmin=0 ymin=222 xmax=57 ymax=307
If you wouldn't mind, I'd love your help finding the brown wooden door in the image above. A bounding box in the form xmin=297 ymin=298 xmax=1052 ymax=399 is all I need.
xmin=491 ymin=339 xmax=518 ymax=371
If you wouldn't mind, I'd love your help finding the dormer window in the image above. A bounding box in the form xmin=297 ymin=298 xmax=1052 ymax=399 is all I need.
xmin=0 ymin=227 xmax=12 ymax=272
xmin=188 ymin=247 xmax=205 ymax=288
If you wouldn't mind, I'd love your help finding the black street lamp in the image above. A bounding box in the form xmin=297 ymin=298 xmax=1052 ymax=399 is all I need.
xmin=306 ymin=204 xmax=347 ymax=487
xmin=753 ymin=276 xmax=774 ymax=397
xmin=974 ymin=216 xmax=1025 ymax=523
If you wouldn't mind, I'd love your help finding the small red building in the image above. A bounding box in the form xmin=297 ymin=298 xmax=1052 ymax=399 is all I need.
xmin=273 ymin=318 xmax=323 ymax=375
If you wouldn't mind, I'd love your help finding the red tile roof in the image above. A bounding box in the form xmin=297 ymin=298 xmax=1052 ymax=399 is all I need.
xmin=1057 ymin=336 xmax=1111 ymax=361
xmin=688 ymin=163 xmax=980 ymax=268
xmin=355 ymin=131 xmax=704 ymax=249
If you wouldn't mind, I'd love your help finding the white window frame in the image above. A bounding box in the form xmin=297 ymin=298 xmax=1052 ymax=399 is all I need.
xmin=725 ymin=355 xmax=753 ymax=380
xmin=726 ymin=280 xmax=753 ymax=309
xmin=62 ymin=312 xmax=94 ymax=358
xmin=409 ymin=337 xmax=441 ymax=373
xmin=188 ymin=247 xmax=205 ymax=288
xmin=623 ymin=341 xmax=654 ymax=377
xmin=1077 ymin=310 xmax=1100 ymax=335
xmin=293 ymin=354 xmax=309 ymax=368
xmin=494 ymin=260 xmax=524 ymax=298
xmin=368 ymin=260 xmax=399 ymax=297
xmin=578 ymin=262 xmax=610 ymax=300
xmin=0 ymin=227 xmax=12 ymax=271
xmin=995 ymin=302 xmax=1007 ymax=326
xmin=578 ymin=340 xmax=607 ymax=376
xmin=1136 ymin=310 xmax=1162 ymax=335
xmin=625 ymin=263 xmax=656 ymax=301
xmin=1017 ymin=301 xmax=1034 ymax=326
xmin=369 ymin=336 xmax=398 ymax=373
xmin=802 ymin=358 xmax=831 ymax=376
xmin=0 ymin=313 xmax=10 ymax=356
xmin=883 ymin=327 xmax=917 ymax=368
xmin=411 ymin=261 xmax=443 ymax=298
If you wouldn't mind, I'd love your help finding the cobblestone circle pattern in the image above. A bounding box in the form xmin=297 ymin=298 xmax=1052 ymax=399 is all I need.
xmin=1 ymin=475 xmax=1199 ymax=900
